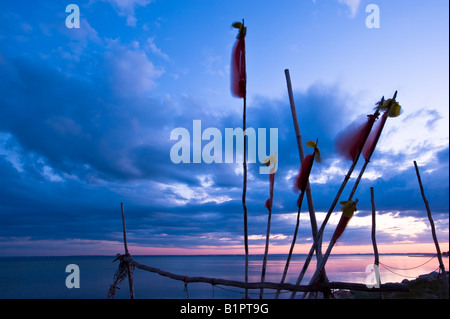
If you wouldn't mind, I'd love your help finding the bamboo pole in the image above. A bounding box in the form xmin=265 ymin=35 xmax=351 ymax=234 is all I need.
xmin=413 ymin=161 xmax=449 ymax=298
xmin=370 ymin=187 xmax=382 ymax=298
xmin=123 ymin=256 xmax=408 ymax=294
xmin=121 ymin=202 xmax=135 ymax=299
xmin=284 ymin=69 xmax=321 ymax=248
xmin=284 ymin=70 xmax=328 ymax=298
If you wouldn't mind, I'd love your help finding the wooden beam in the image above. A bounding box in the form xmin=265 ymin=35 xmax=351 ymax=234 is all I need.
xmin=123 ymin=256 xmax=409 ymax=294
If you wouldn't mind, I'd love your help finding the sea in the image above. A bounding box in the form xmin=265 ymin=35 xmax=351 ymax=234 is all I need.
xmin=0 ymin=254 xmax=448 ymax=299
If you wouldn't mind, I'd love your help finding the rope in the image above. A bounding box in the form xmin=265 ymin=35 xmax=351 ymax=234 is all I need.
xmin=379 ymin=263 xmax=420 ymax=279
xmin=379 ymin=254 xmax=436 ymax=271
xmin=107 ymin=254 xmax=135 ymax=299
xmin=379 ymin=255 xmax=439 ymax=279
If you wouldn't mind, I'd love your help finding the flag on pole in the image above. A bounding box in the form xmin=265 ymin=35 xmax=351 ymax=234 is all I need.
xmin=263 ymin=154 xmax=277 ymax=211
xmin=231 ymin=21 xmax=246 ymax=99
xmin=293 ymin=140 xmax=321 ymax=195
xmin=362 ymin=111 xmax=387 ymax=160
xmin=331 ymin=200 xmax=358 ymax=243
xmin=362 ymin=98 xmax=401 ymax=160
xmin=334 ymin=115 xmax=376 ymax=162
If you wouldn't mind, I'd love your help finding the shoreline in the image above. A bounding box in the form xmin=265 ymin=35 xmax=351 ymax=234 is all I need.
xmin=333 ymin=270 xmax=449 ymax=299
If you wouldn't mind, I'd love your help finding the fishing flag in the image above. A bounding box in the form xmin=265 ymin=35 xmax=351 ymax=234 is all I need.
xmin=331 ymin=200 xmax=357 ymax=243
xmin=334 ymin=114 xmax=376 ymax=162
xmin=263 ymin=154 xmax=277 ymax=211
xmin=231 ymin=21 xmax=246 ymax=99
xmin=293 ymin=141 xmax=321 ymax=195
xmin=362 ymin=111 xmax=387 ymax=160
xmin=362 ymin=98 xmax=402 ymax=160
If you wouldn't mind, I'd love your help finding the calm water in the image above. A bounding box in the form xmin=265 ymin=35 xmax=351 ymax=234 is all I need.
xmin=0 ymin=254 xmax=447 ymax=299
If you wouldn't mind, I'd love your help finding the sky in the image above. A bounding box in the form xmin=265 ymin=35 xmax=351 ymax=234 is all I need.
xmin=0 ymin=0 xmax=448 ymax=257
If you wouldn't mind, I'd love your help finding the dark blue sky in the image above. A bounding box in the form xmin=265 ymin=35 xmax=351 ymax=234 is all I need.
xmin=0 ymin=0 xmax=448 ymax=256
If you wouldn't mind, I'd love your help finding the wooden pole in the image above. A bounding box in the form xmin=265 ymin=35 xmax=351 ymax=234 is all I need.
xmin=370 ymin=187 xmax=382 ymax=298
xmin=284 ymin=69 xmax=329 ymax=298
xmin=347 ymin=91 xmax=397 ymax=202
xmin=413 ymin=161 xmax=449 ymax=298
xmin=121 ymin=202 xmax=135 ymax=299
xmin=289 ymin=114 xmax=376 ymax=298
xmin=242 ymin=95 xmax=249 ymax=299
xmin=260 ymin=192 xmax=273 ymax=299
xmin=302 ymin=199 xmax=359 ymax=299
xmin=290 ymin=92 xmax=395 ymax=298
xmin=275 ymin=192 xmax=305 ymax=298
xmin=288 ymin=160 xmax=360 ymax=298
xmin=124 ymin=256 xmax=409 ymax=293
xmin=284 ymin=69 xmax=321 ymax=248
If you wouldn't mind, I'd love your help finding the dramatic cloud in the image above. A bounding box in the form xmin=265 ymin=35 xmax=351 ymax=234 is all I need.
xmin=0 ymin=0 xmax=448 ymax=256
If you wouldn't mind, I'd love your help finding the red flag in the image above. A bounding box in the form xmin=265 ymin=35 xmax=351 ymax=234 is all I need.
xmin=293 ymin=141 xmax=320 ymax=195
xmin=293 ymin=153 xmax=314 ymax=194
xmin=263 ymin=154 xmax=277 ymax=211
xmin=331 ymin=200 xmax=357 ymax=243
xmin=265 ymin=173 xmax=275 ymax=211
xmin=334 ymin=115 xmax=375 ymax=162
xmin=362 ymin=111 xmax=388 ymax=160
xmin=231 ymin=36 xmax=246 ymax=98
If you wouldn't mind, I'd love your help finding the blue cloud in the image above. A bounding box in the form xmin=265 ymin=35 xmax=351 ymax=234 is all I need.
xmin=0 ymin=0 xmax=448 ymax=256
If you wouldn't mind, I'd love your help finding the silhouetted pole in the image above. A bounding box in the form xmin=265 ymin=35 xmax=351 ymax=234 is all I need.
xmin=413 ymin=161 xmax=449 ymax=298
xmin=275 ymin=191 xmax=305 ymax=298
xmin=370 ymin=187 xmax=382 ymax=298
xmin=284 ymin=70 xmax=328 ymax=298
xmin=284 ymin=69 xmax=320 ymax=244
xmin=121 ymin=202 xmax=135 ymax=299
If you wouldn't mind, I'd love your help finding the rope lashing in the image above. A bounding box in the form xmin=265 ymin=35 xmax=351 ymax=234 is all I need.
xmin=379 ymin=254 xmax=436 ymax=271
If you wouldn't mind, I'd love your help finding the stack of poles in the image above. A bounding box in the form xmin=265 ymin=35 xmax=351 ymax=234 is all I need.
xmin=290 ymin=91 xmax=398 ymax=299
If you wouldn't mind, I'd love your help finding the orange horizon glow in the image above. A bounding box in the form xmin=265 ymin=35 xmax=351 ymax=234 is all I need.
xmin=1 ymin=237 xmax=448 ymax=257
xmin=126 ymin=242 xmax=449 ymax=256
